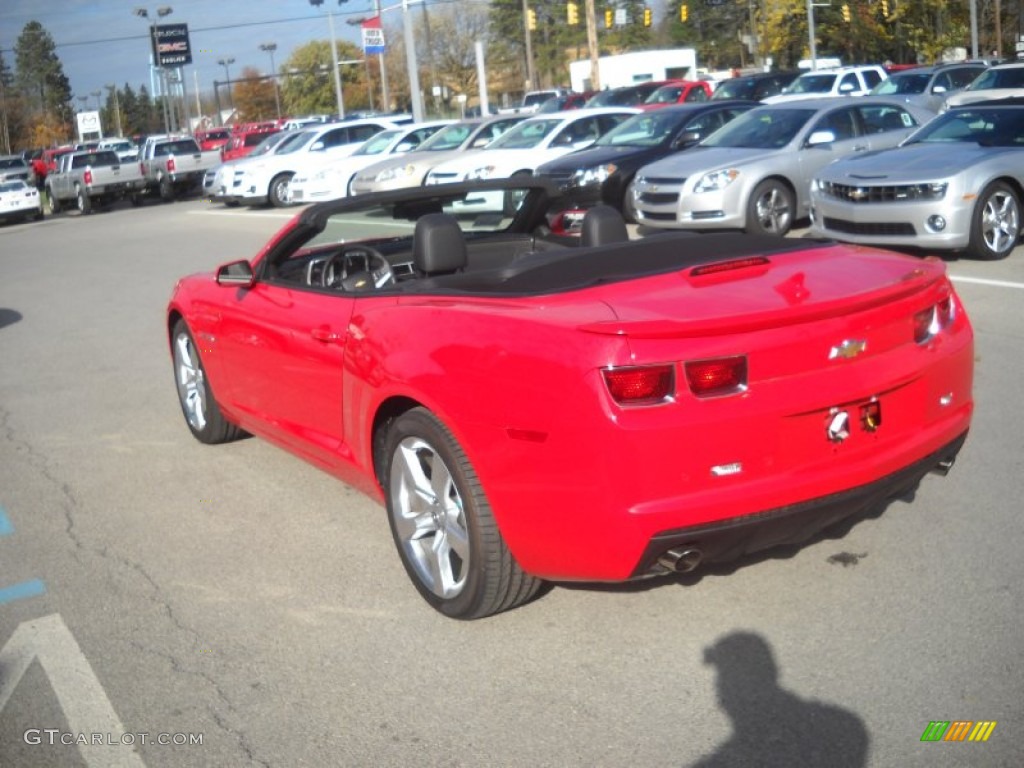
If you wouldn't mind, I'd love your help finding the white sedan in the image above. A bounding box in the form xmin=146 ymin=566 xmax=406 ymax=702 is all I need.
xmin=289 ymin=121 xmax=453 ymax=204
xmin=425 ymin=108 xmax=638 ymax=186
xmin=0 ymin=179 xmax=44 ymax=224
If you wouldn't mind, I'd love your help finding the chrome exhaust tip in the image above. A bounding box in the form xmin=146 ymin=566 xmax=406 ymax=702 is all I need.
xmin=931 ymin=457 xmax=956 ymax=477
xmin=658 ymin=547 xmax=703 ymax=574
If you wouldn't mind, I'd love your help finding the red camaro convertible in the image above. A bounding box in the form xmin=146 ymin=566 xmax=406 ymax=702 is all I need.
xmin=167 ymin=178 xmax=973 ymax=619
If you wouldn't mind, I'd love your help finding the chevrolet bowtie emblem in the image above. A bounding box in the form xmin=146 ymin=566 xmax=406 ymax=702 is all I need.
xmin=830 ymin=339 xmax=867 ymax=360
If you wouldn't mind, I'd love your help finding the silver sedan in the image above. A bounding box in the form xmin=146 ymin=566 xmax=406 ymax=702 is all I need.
xmin=632 ymin=98 xmax=932 ymax=236
xmin=810 ymin=104 xmax=1024 ymax=260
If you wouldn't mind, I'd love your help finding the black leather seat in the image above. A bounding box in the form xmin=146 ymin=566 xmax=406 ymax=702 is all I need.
xmin=580 ymin=205 xmax=629 ymax=247
xmin=413 ymin=213 xmax=467 ymax=276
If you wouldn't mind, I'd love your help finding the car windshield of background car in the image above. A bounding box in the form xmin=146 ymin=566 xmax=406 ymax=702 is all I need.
xmin=904 ymin=108 xmax=1024 ymax=147
xmin=486 ymin=119 xmax=560 ymax=149
xmin=645 ymin=86 xmax=683 ymax=104
xmin=968 ymin=67 xmax=1024 ymax=90
xmin=277 ymin=131 xmax=318 ymax=155
xmin=418 ymin=123 xmax=473 ymax=151
xmin=787 ymin=74 xmax=837 ymax=94
xmin=352 ymin=130 xmax=403 ymax=156
xmin=701 ymin=108 xmax=814 ymax=149
xmin=712 ymin=79 xmax=756 ymax=99
xmin=0 ymin=180 xmax=25 ymax=192
xmin=873 ymin=73 xmax=931 ymax=95
xmin=596 ymin=112 xmax=678 ymax=148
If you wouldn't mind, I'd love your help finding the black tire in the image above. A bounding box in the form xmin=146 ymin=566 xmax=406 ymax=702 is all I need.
xmin=966 ymin=181 xmax=1020 ymax=260
xmin=34 ymin=207 xmax=45 ymax=221
xmin=620 ymin=177 xmax=639 ymax=224
xmin=159 ymin=175 xmax=176 ymax=202
xmin=745 ymin=178 xmax=794 ymax=236
xmin=268 ymin=172 xmax=293 ymax=207
xmin=170 ymin=319 xmax=243 ymax=445
xmin=47 ymin=188 xmax=60 ymax=214
xmin=75 ymin=186 xmax=92 ymax=215
xmin=383 ymin=407 xmax=543 ymax=619
xmin=224 ymin=199 xmax=240 ymax=208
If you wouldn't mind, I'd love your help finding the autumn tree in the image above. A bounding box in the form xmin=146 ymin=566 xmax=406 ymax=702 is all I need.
xmin=280 ymin=39 xmax=368 ymax=117
xmin=233 ymin=66 xmax=278 ymax=121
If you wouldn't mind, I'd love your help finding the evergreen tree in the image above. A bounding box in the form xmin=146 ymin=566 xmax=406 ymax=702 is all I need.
xmin=14 ymin=21 xmax=72 ymax=120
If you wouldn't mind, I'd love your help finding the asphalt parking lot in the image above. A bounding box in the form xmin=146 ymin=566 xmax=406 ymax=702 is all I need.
xmin=1 ymin=200 xmax=1022 ymax=767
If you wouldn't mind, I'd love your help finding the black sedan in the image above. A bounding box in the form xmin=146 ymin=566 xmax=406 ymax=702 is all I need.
xmin=534 ymin=101 xmax=757 ymax=221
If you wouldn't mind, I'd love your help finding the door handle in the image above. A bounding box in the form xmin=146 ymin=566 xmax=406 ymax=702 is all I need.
xmin=310 ymin=328 xmax=342 ymax=343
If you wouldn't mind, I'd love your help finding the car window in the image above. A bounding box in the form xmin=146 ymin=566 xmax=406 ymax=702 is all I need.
xmin=861 ymin=70 xmax=883 ymax=90
xmin=905 ymin=107 xmax=1024 ymax=146
xmin=948 ymin=67 xmax=984 ymax=89
xmin=812 ymin=108 xmax=858 ymax=140
xmin=682 ymin=111 xmax=726 ymax=138
xmin=787 ymin=73 xmax=836 ymax=95
xmin=646 ymin=86 xmax=682 ymax=105
xmin=597 ymin=114 xmax=632 ymax=134
xmin=349 ymin=125 xmax=382 ymax=143
xmin=554 ymin=116 xmax=601 ymax=145
xmin=839 ymin=73 xmax=861 ymax=93
xmin=684 ymin=86 xmax=708 ymax=102
xmin=856 ymin=104 xmax=916 ymax=134
xmin=353 ymin=130 xmax=403 ymax=156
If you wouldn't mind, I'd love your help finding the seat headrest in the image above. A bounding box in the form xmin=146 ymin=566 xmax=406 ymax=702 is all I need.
xmin=581 ymin=205 xmax=629 ymax=247
xmin=413 ymin=213 xmax=467 ymax=275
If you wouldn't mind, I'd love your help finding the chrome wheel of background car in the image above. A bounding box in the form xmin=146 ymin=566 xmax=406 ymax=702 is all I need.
xmin=159 ymin=175 xmax=175 ymax=202
xmin=503 ymin=171 xmax=532 ymax=216
xmin=968 ymin=181 xmax=1020 ymax=260
xmin=170 ymin=319 xmax=243 ymax=444
xmin=383 ymin=408 xmax=543 ymax=619
xmin=746 ymin=179 xmax=793 ymax=236
xmin=47 ymin=189 xmax=60 ymax=214
xmin=269 ymin=173 xmax=293 ymax=207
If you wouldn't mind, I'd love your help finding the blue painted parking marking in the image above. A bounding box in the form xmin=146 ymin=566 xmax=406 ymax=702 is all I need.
xmin=0 ymin=504 xmax=47 ymax=604
xmin=0 ymin=580 xmax=47 ymax=605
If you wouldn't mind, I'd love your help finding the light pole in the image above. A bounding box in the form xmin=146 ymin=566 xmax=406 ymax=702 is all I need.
xmin=218 ymin=57 xmax=236 ymax=112
xmin=402 ymin=0 xmax=424 ymax=121
xmin=133 ymin=6 xmax=174 ymax=133
xmin=260 ymin=43 xmax=282 ymax=119
xmin=308 ymin=0 xmax=348 ymax=119
xmin=106 ymin=85 xmax=123 ymax=137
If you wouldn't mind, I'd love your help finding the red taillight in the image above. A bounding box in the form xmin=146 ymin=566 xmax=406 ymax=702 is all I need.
xmin=83 ymin=168 xmax=93 ymax=185
xmin=167 ymin=157 xmax=176 ymax=173
xmin=603 ymin=364 xmax=674 ymax=405
xmin=914 ymin=296 xmax=956 ymax=344
xmin=684 ymin=356 xmax=748 ymax=398
xmin=139 ymin=162 xmax=145 ymax=175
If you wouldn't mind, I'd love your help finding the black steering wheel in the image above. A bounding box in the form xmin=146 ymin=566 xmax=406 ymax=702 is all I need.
xmin=321 ymin=246 xmax=394 ymax=291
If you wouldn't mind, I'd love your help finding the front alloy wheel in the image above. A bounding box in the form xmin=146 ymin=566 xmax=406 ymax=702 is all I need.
xmin=171 ymin=319 xmax=241 ymax=444
xmin=967 ymin=181 xmax=1020 ymax=260
xmin=746 ymin=179 xmax=794 ymax=236
xmin=384 ymin=408 xmax=542 ymax=619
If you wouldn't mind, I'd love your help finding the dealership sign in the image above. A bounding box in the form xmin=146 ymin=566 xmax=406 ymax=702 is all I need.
xmin=151 ymin=23 xmax=192 ymax=66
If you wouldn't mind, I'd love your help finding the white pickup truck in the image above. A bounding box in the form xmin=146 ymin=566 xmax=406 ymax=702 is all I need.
xmin=45 ymin=149 xmax=146 ymax=214
xmin=139 ymin=136 xmax=221 ymax=201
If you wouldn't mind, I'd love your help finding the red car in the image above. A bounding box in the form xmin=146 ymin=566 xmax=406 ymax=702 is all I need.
xmin=167 ymin=179 xmax=974 ymax=619
xmin=637 ymin=80 xmax=714 ymax=110
xmin=194 ymin=128 xmax=232 ymax=152
xmin=221 ymin=127 xmax=281 ymax=162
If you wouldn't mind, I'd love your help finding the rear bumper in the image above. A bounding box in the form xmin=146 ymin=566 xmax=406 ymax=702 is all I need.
xmin=630 ymin=430 xmax=968 ymax=577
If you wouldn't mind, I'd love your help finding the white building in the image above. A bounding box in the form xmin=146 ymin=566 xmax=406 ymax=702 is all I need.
xmin=570 ymin=49 xmax=698 ymax=92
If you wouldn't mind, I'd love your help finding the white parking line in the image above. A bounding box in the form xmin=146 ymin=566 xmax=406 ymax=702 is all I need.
xmin=952 ymin=275 xmax=1024 ymax=290
xmin=0 ymin=614 xmax=145 ymax=766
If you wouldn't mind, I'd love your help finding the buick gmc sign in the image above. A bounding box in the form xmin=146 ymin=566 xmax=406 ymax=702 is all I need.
xmin=151 ymin=23 xmax=192 ymax=66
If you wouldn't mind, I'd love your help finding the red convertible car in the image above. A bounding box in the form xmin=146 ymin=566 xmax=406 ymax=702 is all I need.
xmin=167 ymin=179 xmax=974 ymax=619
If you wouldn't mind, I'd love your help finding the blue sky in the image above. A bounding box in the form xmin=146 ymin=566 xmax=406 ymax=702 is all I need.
xmin=0 ymin=0 xmax=390 ymax=102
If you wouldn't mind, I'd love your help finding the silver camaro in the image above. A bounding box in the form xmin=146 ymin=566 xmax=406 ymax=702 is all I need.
xmin=810 ymin=104 xmax=1024 ymax=260
xmin=631 ymin=97 xmax=932 ymax=236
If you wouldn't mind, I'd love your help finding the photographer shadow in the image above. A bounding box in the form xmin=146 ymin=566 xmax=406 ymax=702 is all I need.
xmin=691 ymin=631 xmax=869 ymax=767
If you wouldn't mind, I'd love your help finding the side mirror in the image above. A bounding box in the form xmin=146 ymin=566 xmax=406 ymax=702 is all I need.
xmin=806 ymin=130 xmax=836 ymax=146
xmin=838 ymin=82 xmax=856 ymax=93
xmin=216 ymin=260 xmax=255 ymax=288
xmin=572 ymin=139 xmax=596 ymax=149
xmin=395 ymin=141 xmax=415 ymax=152
xmin=310 ymin=141 xmax=326 ymax=151
xmin=931 ymin=84 xmax=947 ymax=94
xmin=470 ymin=137 xmax=490 ymax=148
xmin=672 ymin=130 xmax=702 ymax=149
